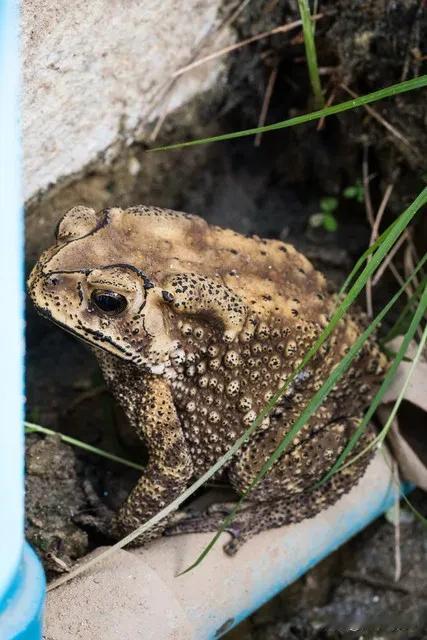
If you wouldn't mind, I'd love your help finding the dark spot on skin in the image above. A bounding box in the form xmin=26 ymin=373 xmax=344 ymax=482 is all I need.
xmin=76 ymin=282 xmax=84 ymax=303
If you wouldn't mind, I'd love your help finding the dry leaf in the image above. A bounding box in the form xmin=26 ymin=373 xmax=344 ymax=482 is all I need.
xmin=379 ymin=407 xmax=427 ymax=491
xmin=379 ymin=337 xmax=427 ymax=489
xmin=382 ymin=337 xmax=427 ymax=410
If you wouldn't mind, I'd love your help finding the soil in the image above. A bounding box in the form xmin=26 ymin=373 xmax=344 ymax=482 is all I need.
xmin=25 ymin=0 xmax=427 ymax=636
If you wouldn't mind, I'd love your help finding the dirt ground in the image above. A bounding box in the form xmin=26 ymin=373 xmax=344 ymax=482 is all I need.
xmin=25 ymin=0 xmax=427 ymax=637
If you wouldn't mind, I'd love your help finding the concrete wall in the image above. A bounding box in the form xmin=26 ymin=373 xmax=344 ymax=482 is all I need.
xmin=22 ymin=0 xmax=232 ymax=202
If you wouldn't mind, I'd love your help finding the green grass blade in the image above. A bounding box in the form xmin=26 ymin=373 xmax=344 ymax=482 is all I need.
xmin=336 ymin=318 xmax=427 ymax=474
xmin=150 ymin=76 xmax=427 ymax=151
xmin=339 ymin=217 xmax=401 ymax=295
xmin=378 ymin=320 xmax=427 ymax=444
xmin=179 ymin=250 xmax=427 ymax=574
xmin=382 ymin=275 xmax=427 ymax=344
xmin=297 ymin=0 xmax=324 ymax=107
xmin=25 ymin=421 xmax=145 ymax=472
xmin=319 ymin=280 xmax=427 ymax=487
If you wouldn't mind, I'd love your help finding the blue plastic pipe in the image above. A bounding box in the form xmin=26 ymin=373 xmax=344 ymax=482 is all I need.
xmin=0 ymin=1 xmax=45 ymax=637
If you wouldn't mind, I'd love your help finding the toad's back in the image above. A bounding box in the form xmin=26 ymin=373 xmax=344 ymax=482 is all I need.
xmin=125 ymin=206 xmax=333 ymax=325
xmin=43 ymin=205 xmax=332 ymax=323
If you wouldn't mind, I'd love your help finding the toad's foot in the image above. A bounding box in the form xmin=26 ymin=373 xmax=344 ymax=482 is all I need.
xmin=164 ymin=507 xmax=253 ymax=555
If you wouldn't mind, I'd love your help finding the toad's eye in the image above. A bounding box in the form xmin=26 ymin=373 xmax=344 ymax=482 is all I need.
xmin=91 ymin=290 xmax=127 ymax=315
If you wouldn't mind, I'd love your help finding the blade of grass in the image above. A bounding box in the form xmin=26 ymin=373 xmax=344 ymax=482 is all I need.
xmin=25 ymin=421 xmax=145 ymax=472
xmin=150 ymin=75 xmax=427 ymax=151
xmin=339 ymin=217 xmax=400 ymax=295
xmin=47 ymin=189 xmax=427 ymax=590
xmin=179 ymin=251 xmax=427 ymax=574
xmin=381 ymin=347 xmax=413 ymax=364
xmin=297 ymin=0 xmax=324 ymax=107
xmin=333 ymin=318 xmax=427 ymax=475
xmin=341 ymin=205 xmax=424 ymax=296
xmin=382 ymin=275 xmax=427 ymax=344
xmin=378 ymin=321 xmax=427 ymax=446
xmin=319 ymin=280 xmax=427 ymax=487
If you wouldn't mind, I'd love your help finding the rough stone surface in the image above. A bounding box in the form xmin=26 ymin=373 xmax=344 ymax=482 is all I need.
xmin=22 ymin=0 xmax=232 ymax=201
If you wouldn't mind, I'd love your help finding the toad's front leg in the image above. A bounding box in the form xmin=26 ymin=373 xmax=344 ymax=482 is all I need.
xmin=112 ymin=373 xmax=193 ymax=544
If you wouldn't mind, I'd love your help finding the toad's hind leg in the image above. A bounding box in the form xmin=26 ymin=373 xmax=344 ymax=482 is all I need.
xmin=165 ymin=465 xmax=371 ymax=556
xmin=228 ymin=416 xmax=375 ymax=503
xmin=163 ymin=477 xmax=352 ymax=555
xmin=165 ymin=417 xmax=375 ymax=554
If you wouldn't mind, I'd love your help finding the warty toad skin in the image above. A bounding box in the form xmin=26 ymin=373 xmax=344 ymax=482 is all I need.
xmin=28 ymin=205 xmax=387 ymax=553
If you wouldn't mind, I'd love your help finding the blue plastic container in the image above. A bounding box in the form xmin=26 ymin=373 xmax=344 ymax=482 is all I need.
xmin=0 ymin=1 xmax=45 ymax=637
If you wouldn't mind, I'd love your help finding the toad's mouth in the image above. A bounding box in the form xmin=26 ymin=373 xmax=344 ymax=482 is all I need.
xmin=34 ymin=304 xmax=131 ymax=359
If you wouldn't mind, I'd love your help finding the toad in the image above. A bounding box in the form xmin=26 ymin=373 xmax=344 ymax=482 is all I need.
xmin=28 ymin=205 xmax=386 ymax=554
